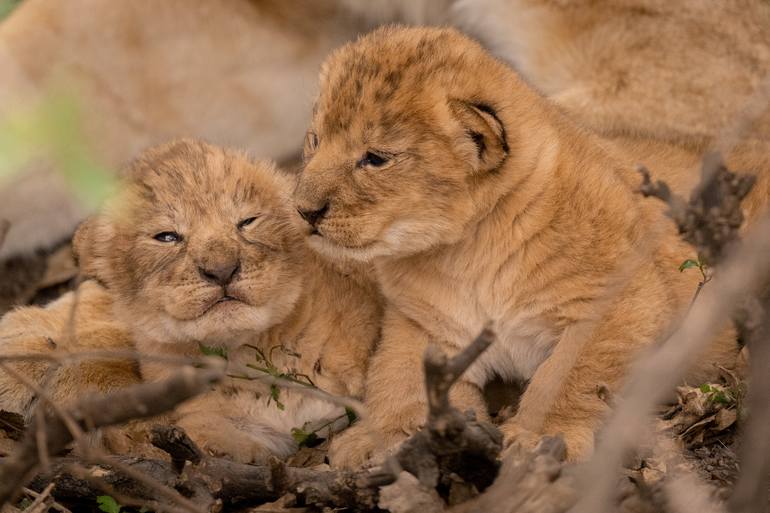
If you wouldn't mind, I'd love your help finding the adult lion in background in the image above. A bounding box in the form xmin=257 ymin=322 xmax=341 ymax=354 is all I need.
xmin=1 ymin=0 xmax=767 ymax=290
xmin=0 ymin=0 xmax=362 ymax=273
xmin=0 ymin=139 xmax=382 ymax=462
xmin=293 ymin=26 xmax=769 ymax=466
xmin=454 ymin=0 xmax=770 ymax=139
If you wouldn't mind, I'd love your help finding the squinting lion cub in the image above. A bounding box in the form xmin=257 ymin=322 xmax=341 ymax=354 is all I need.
xmin=294 ymin=26 xmax=767 ymax=466
xmin=0 ymin=139 xmax=381 ymax=462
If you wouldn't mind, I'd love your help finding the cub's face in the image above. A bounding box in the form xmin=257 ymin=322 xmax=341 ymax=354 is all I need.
xmin=294 ymin=27 xmax=508 ymax=262
xmin=75 ymin=140 xmax=304 ymax=344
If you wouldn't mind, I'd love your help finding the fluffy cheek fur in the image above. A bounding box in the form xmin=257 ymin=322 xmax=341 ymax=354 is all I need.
xmin=166 ymin=279 xmax=302 ymax=344
xmin=306 ymin=159 xmax=475 ymax=261
xmin=118 ymin=250 xmax=304 ymax=345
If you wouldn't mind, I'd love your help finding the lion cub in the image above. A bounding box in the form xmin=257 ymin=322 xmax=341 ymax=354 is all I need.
xmin=0 ymin=140 xmax=381 ymax=462
xmin=294 ymin=26 xmax=765 ymax=465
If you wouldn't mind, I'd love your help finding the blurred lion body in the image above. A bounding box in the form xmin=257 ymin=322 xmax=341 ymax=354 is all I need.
xmin=0 ymin=140 xmax=381 ymax=462
xmin=294 ymin=27 xmax=767 ymax=466
xmin=455 ymin=0 xmax=770 ymax=139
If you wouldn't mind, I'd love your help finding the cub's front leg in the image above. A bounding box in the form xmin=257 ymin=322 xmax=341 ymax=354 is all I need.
xmin=0 ymin=282 xmax=138 ymax=417
xmin=174 ymin=390 xmax=275 ymax=464
xmin=328 ymin=307 xmax=488 ymax=469
xmin=500 ymin=307 xmax=663 ymax=461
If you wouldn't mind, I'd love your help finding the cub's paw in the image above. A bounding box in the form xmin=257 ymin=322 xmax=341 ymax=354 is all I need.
xmin=556 ymin=424 xmax=595 ymax=461
xmin=500 ymin=419 xmax=595 ymax=462
xmin=100 ymin=423 xmax=167 ymax=460
xmin=328 ymin=423 xmax=406 ymax=469
xmin=177 ymin=416 xmax=272 ymax=464
xmin=499 ymin=421 xmax=542 ymax=459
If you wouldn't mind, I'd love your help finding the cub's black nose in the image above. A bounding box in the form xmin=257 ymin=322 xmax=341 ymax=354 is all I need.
xmin=297 ymin=203 xmax=329 ymax=228
xmin=198 ymin=262 xmax=240 ymax=286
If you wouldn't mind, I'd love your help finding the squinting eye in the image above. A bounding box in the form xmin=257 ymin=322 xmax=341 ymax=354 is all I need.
xmin=357 ymin=151 xmax=389 ymax=168
xmin=238 ymin=216 xmax=258 ymax=230
xmin=153 ymin=231 xmax=182 ymax=243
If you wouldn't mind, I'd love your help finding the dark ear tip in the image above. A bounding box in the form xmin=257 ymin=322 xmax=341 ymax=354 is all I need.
xmin=470 ymin=131 xmax=486 ymax=159
xmin=451 ymin=99 xmax=509 ymax=173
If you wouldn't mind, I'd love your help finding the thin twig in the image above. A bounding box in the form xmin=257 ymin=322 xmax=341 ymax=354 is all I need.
xmin=0 ymin=366 xmax=223 ymax=507
xmin=0 ymin=220 xmax=9 ymax=250
xmin=227 ymin=362 xmax=367 ymax=419
xmin=728 ymin=295 xmax=770 ymax=513
xmin=84 ymin=450 xmax=206 ymax=513
xmin=22 ymin=483 xmax=55 ymax=513
xmin=65 ymin=462 xmax=197 ymax=513
xmin=20 ymin=487 xmax=70 ymax=513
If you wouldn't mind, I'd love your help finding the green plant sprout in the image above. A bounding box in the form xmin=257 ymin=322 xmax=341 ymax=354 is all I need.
xmin=96 ymin=495 xmax=122 ymax=513
xmin=699 ymin=383 xmax=735 ymax=405
xmin=240 ymin=344 xmax=316 ymax=410
xmin=679 ymin=257 xmax=712 ymax=307
xmin=0 ymin=91 xmax=115 ymax=209
xmin=678 ymin=258 xmax=710 ymax=283
xmin=198 ymin=342 xmax=228 ymax=360
xmin=291 ymin=407 xmax=358 ymax=448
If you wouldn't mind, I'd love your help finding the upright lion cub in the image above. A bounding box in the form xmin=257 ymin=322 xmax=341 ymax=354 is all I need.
xmin=294 ymin=27 xmax=763 ymax=465
xmin=0 ymin=140 xmax=381 ymax=462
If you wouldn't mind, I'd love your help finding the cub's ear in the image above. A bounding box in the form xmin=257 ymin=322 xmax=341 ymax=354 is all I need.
xmin=72 ymin=216 xmax=114 ymax=285
xmin=448 ymin=99 xmax=509 ymax=174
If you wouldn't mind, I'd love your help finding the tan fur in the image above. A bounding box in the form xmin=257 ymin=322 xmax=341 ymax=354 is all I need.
xmin=0 ymin=281 xmax=144 ymax=454
xmin=293 ymin=27 xmax=766 ymax=466
xmin=0 ymin=140 xmax=381 ymax=462
xmin=0 ymin=281 xmax=138 ymax=417
xmin=453 ymin=0 xmax=770 ymax=139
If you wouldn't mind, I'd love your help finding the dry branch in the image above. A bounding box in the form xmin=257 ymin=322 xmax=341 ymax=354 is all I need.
xmin=26 ymin=429 xmax=380 ymax=511
xmin=0 ymin=366 xmax=223 ymax=507
xmin=573 ymin=205 xmax=770 ymax=512
xmin=728 ymin=294 xmax=770 ymax=513
xmin=451 ymin=436 xmax=576 ymax=513
xmin=19 ymin=329 xmax=503 ymax=511
xmin=367 ymin=327 xmax=502 ymax=493
xmin=638 ymin=151 xmax=755 ymax=265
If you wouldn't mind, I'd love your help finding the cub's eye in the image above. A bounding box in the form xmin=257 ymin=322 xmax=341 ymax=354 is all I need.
xmin=238 ymin=216 xmax=259 ymax=230
xmin=153 ymin=231 xmax=182 ymax=243
xmin=357 ymin=151 xmax=389 ymax=168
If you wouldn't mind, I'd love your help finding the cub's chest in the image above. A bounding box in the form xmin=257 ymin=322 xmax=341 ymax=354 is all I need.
xmin=464 ymin=313 xmax=559 ymax=387
xmin=377 ymin=260 xmax=488 ymax=338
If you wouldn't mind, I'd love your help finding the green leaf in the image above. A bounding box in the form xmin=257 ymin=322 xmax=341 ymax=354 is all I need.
xmin=699 ymin=383 xmax=712 ymax=393
xmin=679 ymin=259 xmax=701 ymax=272
xmin=0 ymin=0 xmax=23 ymax=21
xmin=345 ymin=406 xmax=358 ymax=426
xmin=198 ymin=343 xmax=228 ymax=360
xmin=711 ymin=391 xmax=731 ymax=404
xmin=270 ymin=384 xmax=285 ymax=410
xmin=291 ymin=427 xmax=320 ymax=447
xmin=96 ymin=495 xmax=122 ymax=513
